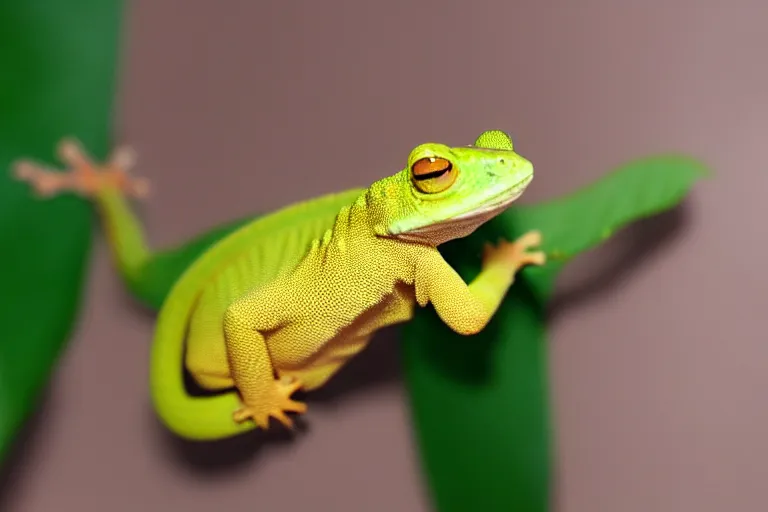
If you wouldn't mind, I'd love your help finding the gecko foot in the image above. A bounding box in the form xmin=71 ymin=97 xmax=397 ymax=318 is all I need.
xmin=233 ymin=378 xmax=308 ymax=430
xmin=12 ymin=138 xmax=150 ymax=199
xmin=482 ymin=229 xmax=546 ymax=271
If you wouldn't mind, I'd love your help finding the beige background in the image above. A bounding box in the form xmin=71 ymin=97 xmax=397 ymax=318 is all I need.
xmin=3 ymin=2 xmax=767 ymax=511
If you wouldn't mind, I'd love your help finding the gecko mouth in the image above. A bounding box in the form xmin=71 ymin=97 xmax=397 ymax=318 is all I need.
xmin=442 ymin=173 xmax=533 ymax=224
xmin=396 ymin=175 xmax=532 ymax=241
xmin=453 ymin=185 xmax=526 ymax=221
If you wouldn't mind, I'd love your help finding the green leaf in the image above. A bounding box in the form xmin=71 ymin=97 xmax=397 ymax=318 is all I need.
xmin=401 ymin=154 xmax=709 ymax=512
xmin=0 ymin=1 xmax=124 ymax=463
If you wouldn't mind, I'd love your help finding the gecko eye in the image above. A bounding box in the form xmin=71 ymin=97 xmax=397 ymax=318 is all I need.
xmin=411 ymin=156 xmax=458 ymax=194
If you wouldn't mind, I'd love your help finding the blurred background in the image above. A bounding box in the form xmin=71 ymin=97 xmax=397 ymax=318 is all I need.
xmin=3 ymin=2 xmax=767 ymax=511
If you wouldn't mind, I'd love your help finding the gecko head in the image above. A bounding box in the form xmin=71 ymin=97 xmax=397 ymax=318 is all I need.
xmin=366 ymin=130 xmax=534 ymax=246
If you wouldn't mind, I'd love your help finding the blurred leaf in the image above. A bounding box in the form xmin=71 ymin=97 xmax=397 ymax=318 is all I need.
xmin=401 ymin=155 xmax=709 ymax=511
xmin=0 ymin=1 xmax=124 ymax=462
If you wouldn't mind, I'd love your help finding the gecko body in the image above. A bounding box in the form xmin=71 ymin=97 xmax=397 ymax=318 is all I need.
xmin=14 ymin=129 xmax=544 ymax=440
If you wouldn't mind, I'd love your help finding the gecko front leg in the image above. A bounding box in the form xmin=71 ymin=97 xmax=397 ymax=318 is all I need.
xmin=12 ymin=138 xmax=149 ymax=199
xmin=416 ymin=230 xmax=546 ymax=336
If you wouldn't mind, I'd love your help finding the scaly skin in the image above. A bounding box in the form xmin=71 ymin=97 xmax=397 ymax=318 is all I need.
xmin=13 ymin=130 xmax=545 ymax=440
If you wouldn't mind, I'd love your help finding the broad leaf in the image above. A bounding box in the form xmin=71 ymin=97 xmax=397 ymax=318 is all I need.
xmin=0 ymin=1 xmax=124 ymax=462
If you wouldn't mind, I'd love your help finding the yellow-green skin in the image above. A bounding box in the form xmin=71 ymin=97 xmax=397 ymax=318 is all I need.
xmin=23 ymin=130 xmax=542 ymax=441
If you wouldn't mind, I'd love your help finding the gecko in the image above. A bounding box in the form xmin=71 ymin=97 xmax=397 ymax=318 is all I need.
xmin=13 ymin=129 xmax=545 ymax=441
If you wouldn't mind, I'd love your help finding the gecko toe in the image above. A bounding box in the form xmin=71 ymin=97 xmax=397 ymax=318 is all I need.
xmin=271 ymin=410 xmax=294 ymax=429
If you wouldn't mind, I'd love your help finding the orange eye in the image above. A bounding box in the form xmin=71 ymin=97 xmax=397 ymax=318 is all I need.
xmin=411 ymin=156 xmax=458 ymax=194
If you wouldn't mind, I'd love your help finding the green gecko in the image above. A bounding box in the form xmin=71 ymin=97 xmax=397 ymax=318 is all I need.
xmin=13 ymin=129 xmax=545 ymax=441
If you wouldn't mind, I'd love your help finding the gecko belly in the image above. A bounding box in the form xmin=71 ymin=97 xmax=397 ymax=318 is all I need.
xmin=270 ymin=280 xmax=417 ymax=390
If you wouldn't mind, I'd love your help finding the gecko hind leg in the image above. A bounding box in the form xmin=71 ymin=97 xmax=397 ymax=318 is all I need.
xmin=232 ymin=378 xmax=309 ymax=430
xmin=12 ymin=137 xmax=149 ymax=199
xmin=11 ymin=138 xmax=160 ymax=296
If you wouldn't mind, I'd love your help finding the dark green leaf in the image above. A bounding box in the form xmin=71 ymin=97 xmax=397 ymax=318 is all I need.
xmin=0 ymin=1 xmax=124 ymax=462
